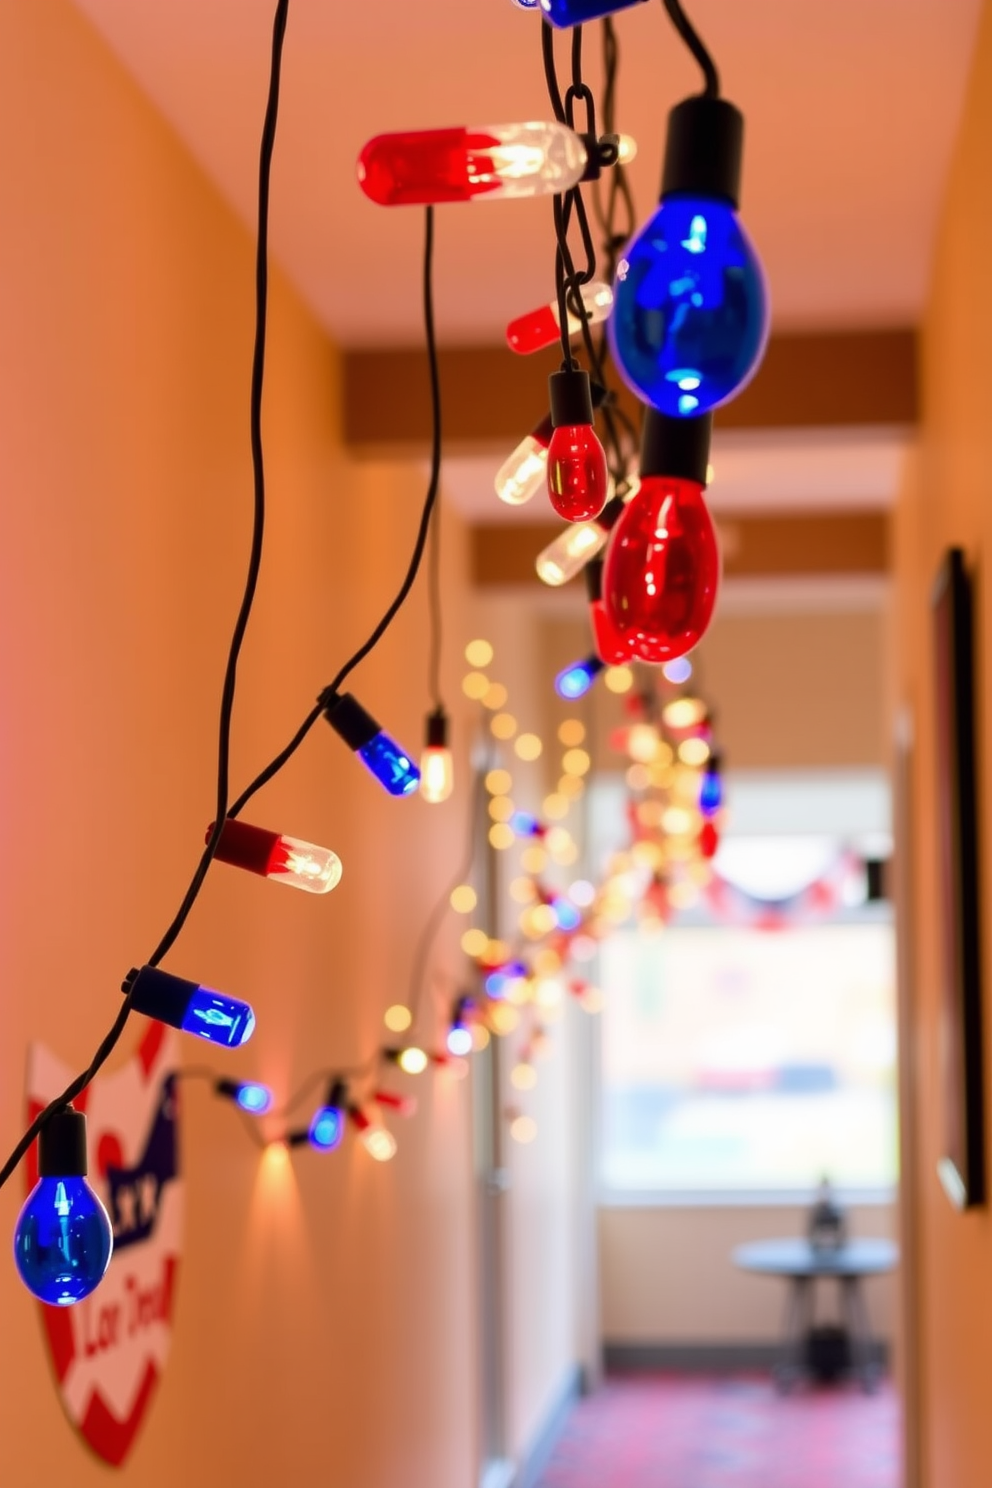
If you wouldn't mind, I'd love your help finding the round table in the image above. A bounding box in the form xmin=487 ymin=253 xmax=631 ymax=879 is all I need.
xmin=733 ymin=1238 xmax=898 ymax=1391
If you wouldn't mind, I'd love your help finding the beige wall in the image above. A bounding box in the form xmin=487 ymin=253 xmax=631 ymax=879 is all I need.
xmin=892 ymin=3 xmax=992 ymax=1485
xmin=0 ymin=4 xmax=488 ymax=1485
xmin=600 ymin=1204 xmax=897 ymax=1345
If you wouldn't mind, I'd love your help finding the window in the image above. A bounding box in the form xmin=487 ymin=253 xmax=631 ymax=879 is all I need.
xmin=595 ymin=771 xmax=897 ymax=1198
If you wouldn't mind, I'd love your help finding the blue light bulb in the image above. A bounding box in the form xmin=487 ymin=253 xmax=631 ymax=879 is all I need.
xmin=555 ymin=656 xmax=604 ymax=700
xmin=14 ymin=1109 xmax=113 ymax=1307
xmin=235 ymin=1082 xmax=272 ymax=1114
xmin=324 ymin=692 xmax=420 ymax=797
xmin=609 ymin=96 xmax=768 ymax=418
xmin=552 ymin=897 xmax=582 ymax=932
xmin=699 ymin=766 xmax=723 ymax=816
xmin=539 ymin=0 xmax=646 ymax=26
xmin=125 ymin=965 xmax=256 ymax=1049
xmin=447 ymin=1025 xmax=474 ymax=1058
xmin=511 ymin=811 xmax=540 ymax=837
xmin=610 ymin=196 xmax=767 ymax=417
xmin=357 ymin=732 xmax=421 ymax=797
xmin=308 ymin=1105 xmax=345 ymax=1152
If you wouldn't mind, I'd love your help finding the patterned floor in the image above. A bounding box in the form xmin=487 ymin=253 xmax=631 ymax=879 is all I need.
xmin=536 ymin=1373 xmax=900 ymax=1488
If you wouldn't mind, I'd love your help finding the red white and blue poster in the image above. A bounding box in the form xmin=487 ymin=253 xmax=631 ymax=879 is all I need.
xmin=25 ymin=1023 xmax=182 ymax=1467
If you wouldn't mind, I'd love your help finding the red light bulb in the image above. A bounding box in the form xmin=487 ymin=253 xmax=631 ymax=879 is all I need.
xmin=585 ymin=558 xmax=636 ymax=664
xmin=699 ymin=820 xmax=720 ymax=859
xmin=602 ymin=411 xmax=717 ymax=663
xmin=357 ymin=123 xmax=588 ymax=207
xmin=546 ymin=368 xmax=608 ymax=523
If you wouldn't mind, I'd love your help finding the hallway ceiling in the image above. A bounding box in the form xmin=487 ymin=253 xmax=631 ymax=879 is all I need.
xmin=71 ymin=0 xmax=981 ymax=346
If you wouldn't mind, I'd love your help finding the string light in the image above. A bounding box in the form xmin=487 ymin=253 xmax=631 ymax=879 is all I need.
xmin=357 ymin=122 xmax=590 ymax=207
xmin=209 ymin=819 xmax=342 ymax=894
xmin=507 ymin=281 xmax=613 ymax=355
xmin=420 ymin=708 xmax=454 ymax=804
xmin=216 ymin=1080 xmax=273 ymax=1115
xmin=14 ymin=1108 xmax=113 ymax=1307
xmin=124 ymin=967 xmax=255 ymax=1049
xmin=324 ymin=692 xmax=420 ymax=797
xmin=556 ymin=656 xmax=605 ymax=700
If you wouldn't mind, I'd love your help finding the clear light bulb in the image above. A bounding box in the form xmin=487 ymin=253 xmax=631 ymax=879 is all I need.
xmin=349 ymin=1107 xmax=398 ymax=1162
xmin=216 ymin=1079 xmax=273 ymax=1114
xmin=209 ymin=819 xmax=342 ymax=894
xmin=555 ymin=657 xmax=604 ymax=700
xmin=420 ymin=709 xmax=454 ymax=803
xmin=536 ymin=492 xmax=627 ymax=585
xmin=324 ymin=692 xmax=420 ymax=797
xmin=603 ymin=411 xmax=719 ymax=663
xmin=357 ymin=122 xmax=588 ymax=207
xmin=507 ymin=281 xmax=613 ymax=356
xmin=390 ymin=1046 xmax=429 ymax=1076
xmin=495 ymin=424 xmax=553 ymax=507
xmin=125 ymin=966 xmax=255 ymax=1048
xmin=609 ymin=97 xmax=768 ymax=416
xmin=540 ymin=0 xmax=647 ymax=26
xmin=14 ymin=1109 xmax=113 ymax=1307
xmin=547 ymin=369 xmax=608 ymax=523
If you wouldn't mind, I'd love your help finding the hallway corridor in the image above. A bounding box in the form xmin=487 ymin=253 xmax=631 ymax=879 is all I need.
xmin=536 ymin=1374 xmax=900 ymax=1488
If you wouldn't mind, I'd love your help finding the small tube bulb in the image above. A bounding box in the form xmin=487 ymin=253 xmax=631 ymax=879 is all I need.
xmin=358 ymin=122 xmax=588 ymax=207
xmin=555 ymin=657 xmax=604 ymax=700
xmin=216 ymin=1079 xmax=273 ymax=1115
xmin=506 ymin=281 xmax=613 ymax=356
xmin=209 ymin=819 xmax=342 ymax=894
xmin=349 ymin=1107 xmax=398 ymax=1162
xmin=125 ymin=966 xmax=255 ymax=1049
xmin=324 ymin=692 xmax=420 ymax=797
xmin=495 ymin=415 xmax=553 ymax=507
xmin=536 ymin=492 xmax=627 ymax=586
xmin=420 ymin=709 xmax=454 ymax=804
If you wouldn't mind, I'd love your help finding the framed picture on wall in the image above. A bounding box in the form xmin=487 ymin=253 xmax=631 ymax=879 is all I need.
xmin=933 ymin=547 xmax=985 ymax=1209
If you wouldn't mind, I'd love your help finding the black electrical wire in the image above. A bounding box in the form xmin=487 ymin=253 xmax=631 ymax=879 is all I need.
xmin=661 ymin=0 xmax=720 ymax=97
xmin=227 ymin=203 xmax=443 ymax=819
xmin=0 ymin=0 xmax=292 ymax=1197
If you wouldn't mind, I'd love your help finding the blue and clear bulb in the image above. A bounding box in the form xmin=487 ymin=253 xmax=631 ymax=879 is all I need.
xmin=14 ymin=1108 xmax=112 ymax=1308
xmin=552 ymin=897 xmax=582 ymax=932
xmin=447 ymin=1025 xmax=473 ymax=1058
xmin=609 ymin=195 xmax=768 ymax=417
xmin=309 ymin=1105 xmax=345 ymax=1151
xmin=555 ymin=656 xmax=604 ymax=700
xmin=358 ymin=731 xmax=421 ymax=797
xmin=511 ymin=811 xmax=540 ymax=837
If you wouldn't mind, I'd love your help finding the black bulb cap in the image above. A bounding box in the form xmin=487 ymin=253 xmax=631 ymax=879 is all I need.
xmin=639 ymin=409 xmax=712 ymax=486
xmin=39 ymin=1107 xmax=88 ymax=1179
xmin=425 ymin=709 xmax=449 ymax=750
xmin=661 ymin=95 xmax=744 ymax=208
xmin=549 ymin=368 xmax=595 ymax=429
xmin=585 ymin=557 xmax=604 ymax=604
xmin=325 ymin=692 xmax=380 ymax=753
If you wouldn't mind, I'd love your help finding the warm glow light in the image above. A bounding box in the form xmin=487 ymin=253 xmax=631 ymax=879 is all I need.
xmin=557 ymin=776 xmax=584 ymax=802
xmin=483 ymin=683 xmax=508 ymax=711
xmin=450 ymin=884 xmax=477 ymax=914
xmin=628 ymin=724 xmax=660 ymax=764
xmin=489 ymin=795 xmax=515 ymax=823
xmin=536 ymin=978 xmax=564 ymax=1008
xmin=489 ymin=823 xmax=515 ymax=850
xmin=384 ymin=1004 xmax=413 ymax=1032
xmin=545 ymin=826 xmax=574 ymax=856
xmin=362 ymin=1127 xmax=398 ymax=1162
xmin=533 ymin=947 xmax=563 ymax=976
xmin=562 ymin=748 xmax=591 ymax=777
xmin=543 ymin=794 xmax=570 ymax=820
xmin=626 ymin=764 xmax=650 ymax=791
xmin=485 ymin=938 xmax=511 ymax=964
xmin=511 ymin=1063 xmax=538 ymax=1091
xmin=521 ymin=845 xmax=548 ymax=874
xmin=491 ymin=713 xmax=518 ymax=740
xmin=523 ymin=904 xmax=557 ymax=937
xmin=461 ymin=928 xmax=490 ymax=957
xmin=679 ymin=736 xmax=711 ymax=766
xmin=511 ymin=1115 xmax=538 ymax=1144
xmin=662 ymin=697 xmax=707 ymax=730
xmin=510 ymin=876 xmax=537 ymax=904
xmin=486 ymin=768 xmax=512 ymax=795
xmin=605 ymin=665 xmax=634 ymax=694
xmin=398 ymin=1046 xmax=429 ymax=1075
xmin=463 ymin=671 xmax=491 ymax=701
xmin=490 ymin=1002 xmax=520 ymax=1035
xmin=558 ymin=719 xmax=586 ymax=746
xmin=465 ymin=639 xmax=494 ymax=668
xmin=420 ymin=747 xmax=454 ymax=803
xmin=472 ymin=1023 xmax=491 ymax=1051
xmin=662 ymin=805 xmax=694 ymax=835
xmin=668 ymin=879 xmax=700 ymax=910
xmin=515 ymin=733 xmax=543 ymax=761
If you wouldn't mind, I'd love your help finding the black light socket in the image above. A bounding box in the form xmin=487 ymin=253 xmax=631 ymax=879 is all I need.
xmin=324 ymin=692 xmax=380 ymax=752
xmin=639 ymin=409 xmax=712 ymax=486
xmin=549 ymin=367 xmax=595 ymax=429
xmin=660 ymin=95 xmax=744 ymax=208
xmin=425 ymin=709 xmax=449 ymax=749
xmin=597 ymin=494 xmax=626 ymax=532
xmin=327 ymin=1078 xmax=349 ymax=1108
xmin=585 ymin=557 xmax=605 ymax=605
xmin=39 ymin=1107 xmax=88 ymax=1179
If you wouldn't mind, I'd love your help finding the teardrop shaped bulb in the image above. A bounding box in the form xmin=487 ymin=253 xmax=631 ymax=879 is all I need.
xmin=608 ymin=196 xmax=768 ymax=417
xmin=602 ymin=476 xmax=720 ymax=662
xmin=15 ymin=1178 xmax=113 ymax=1306
xmin=547 ymin=424 xmax=609 ymax=522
